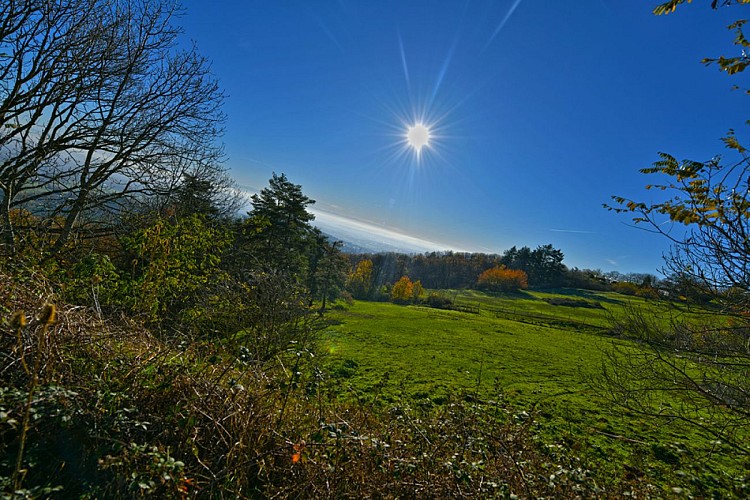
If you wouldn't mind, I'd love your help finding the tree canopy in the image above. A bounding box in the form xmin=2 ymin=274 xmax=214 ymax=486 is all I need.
xmin=0 ymin=0 xmax=225 ymax=258
xmin=240 ymin=173 xmax=316 ymax=276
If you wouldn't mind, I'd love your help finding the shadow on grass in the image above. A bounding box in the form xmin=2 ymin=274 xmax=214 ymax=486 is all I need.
xmin=477 ymin=289 xmax=539 ymax=300
xmin=540 ymin=288 xmax=625 ymax=305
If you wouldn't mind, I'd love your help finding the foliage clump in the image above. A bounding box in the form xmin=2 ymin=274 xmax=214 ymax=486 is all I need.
xmin=425 ymin=292 xmax=455 ymax=309
xmin=390 ymin=275 xmax=423 ymax=304
xmin=477 ymin=266 xmax=529 ymax=292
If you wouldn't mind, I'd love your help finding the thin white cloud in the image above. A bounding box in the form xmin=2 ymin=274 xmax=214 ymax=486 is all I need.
xmin=237 ymin=185 xmax=471 ymax=253
xmin=549 ymin=228 xmax=596 ymax=234
xmin=311 ymin=208 xmax=473 ymax=254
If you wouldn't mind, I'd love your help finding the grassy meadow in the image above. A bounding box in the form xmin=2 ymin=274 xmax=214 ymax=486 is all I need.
xmin=321 ymin=289 xmax=747 ymax=491
xmin=323 ymin=288 xmax=703 ymax=404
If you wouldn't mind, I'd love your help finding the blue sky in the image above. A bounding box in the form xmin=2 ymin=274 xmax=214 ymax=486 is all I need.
xmin=178 ymin=1 xmax=748 ymax=274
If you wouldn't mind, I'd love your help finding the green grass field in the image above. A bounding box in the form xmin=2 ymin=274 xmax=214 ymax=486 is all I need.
xmin=322 ymin=288 xmax=703 ymax=404
xmin=320 ymin=289 xmax=746 ymax=492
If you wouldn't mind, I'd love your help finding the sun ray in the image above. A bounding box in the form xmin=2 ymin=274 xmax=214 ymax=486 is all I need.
xmin=357 ymin=33 xmax=475 ymax=170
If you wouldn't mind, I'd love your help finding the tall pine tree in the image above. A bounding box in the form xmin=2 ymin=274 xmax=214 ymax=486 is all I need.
xmin=240 ymin=173 xmax=316 ymax=278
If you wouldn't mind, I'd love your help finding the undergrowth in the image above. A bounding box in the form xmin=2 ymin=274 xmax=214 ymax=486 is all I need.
xmin=0 ymin=269 xmax=655 ymax=498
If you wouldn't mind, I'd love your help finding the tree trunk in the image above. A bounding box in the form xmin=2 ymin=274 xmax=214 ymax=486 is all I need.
xmin=0 ymin=187 xmax=15 ymax=256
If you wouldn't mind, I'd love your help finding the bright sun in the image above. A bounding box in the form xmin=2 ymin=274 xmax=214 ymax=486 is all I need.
xmin=406 ymin=123 xmax=431 ymax=152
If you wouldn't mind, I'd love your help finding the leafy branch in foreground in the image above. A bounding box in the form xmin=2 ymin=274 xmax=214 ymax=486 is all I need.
xmin=606 ymin=150 xmax=750 ymax=313
xmin=654 ymin=1 xmax=750 ymax=86
xmin=601 ymin=0 xmax=750 ymax=464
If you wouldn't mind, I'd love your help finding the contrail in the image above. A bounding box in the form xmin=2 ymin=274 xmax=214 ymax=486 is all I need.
xmin=431 ymin=37 xmax=458 ymax=104
xmin=398 ymin=33 xmax=410 ymax=88
xmin=483 ymin=0 xmax=524 ymax=50
xmin=550 ymin=228 xmax=597 ymax=234
xmin=315 ymin=16 xmax=344 ymax=51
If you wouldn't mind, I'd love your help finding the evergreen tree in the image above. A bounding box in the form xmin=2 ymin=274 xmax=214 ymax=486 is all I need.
xmin=168 ymin=171 xmax=242 ymax=221
xmin=240 ymin=173 xmax=316 ymax=277
xmin=313 ymin=240 xmax=349 ymax=311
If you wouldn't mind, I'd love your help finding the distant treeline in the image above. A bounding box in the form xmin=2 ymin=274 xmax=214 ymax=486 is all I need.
xmin=344 ymin=246 xmax=671 ymax=297
xmin=346 ymin=245 xmax=569 ymax=290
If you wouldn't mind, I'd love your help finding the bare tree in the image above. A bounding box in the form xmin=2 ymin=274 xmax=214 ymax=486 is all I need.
xmin=0 ymin=0 xmax=225 ymax=257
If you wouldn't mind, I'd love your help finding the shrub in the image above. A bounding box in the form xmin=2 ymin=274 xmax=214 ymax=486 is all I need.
xmin=233 ymin=269 xmax=323 ymax=361
xmin=612 ymin=281 xmax=639 ymax=296
xmin=426 ymin=292 xmax=454 ymax=309
xmin=121 ymin=215 xmax=231 ymax=323
xmin=477 ymin=266 xmax=528 ymax=292
xmin=391 ymin=276 xmax=414 ymax=304
xmin=60 ymin=253 xmax=122 ymax=308
xmin=635 ymin=286 xmax=660 ymax=300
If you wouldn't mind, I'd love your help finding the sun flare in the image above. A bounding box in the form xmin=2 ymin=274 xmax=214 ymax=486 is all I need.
xmin=406 ymin=123 xmax=431 ymax=152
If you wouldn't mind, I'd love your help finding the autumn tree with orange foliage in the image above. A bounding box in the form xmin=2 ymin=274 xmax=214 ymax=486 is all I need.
xmin=389 ymin=276 xmax=425 ymax=304
xmin=476 ymin=266 xmax=528 ymax=292
xmin=391 ymin=276 xmax=414 ymax=303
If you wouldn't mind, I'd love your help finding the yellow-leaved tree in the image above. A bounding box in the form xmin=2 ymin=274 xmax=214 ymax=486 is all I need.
xmin=411 ymin=280 xmax=424 ymax=302
xmin=391 ymin=276 xmax=414 ymax=304
xmin=348 ymin=259 xmax=374 ymax=299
